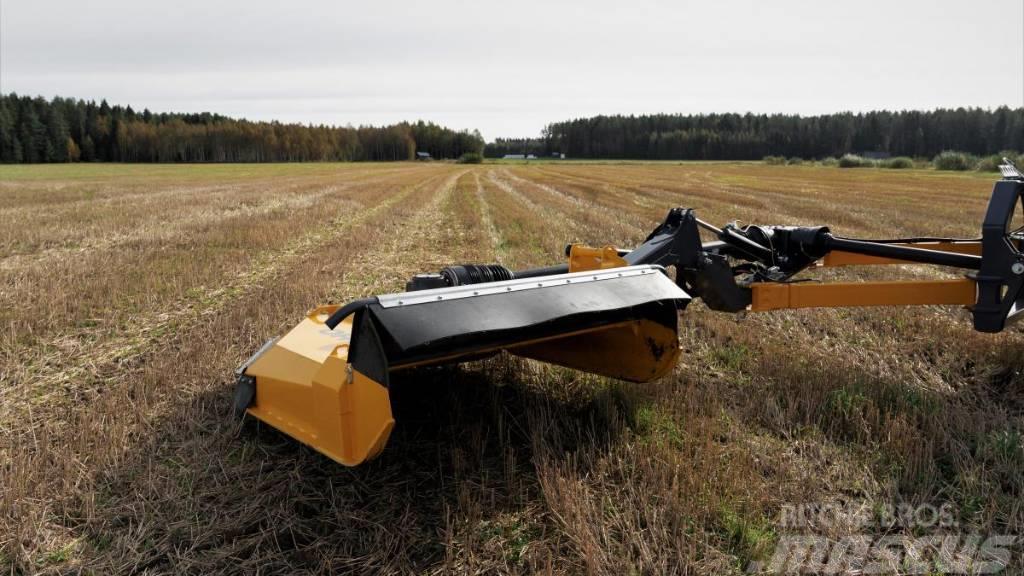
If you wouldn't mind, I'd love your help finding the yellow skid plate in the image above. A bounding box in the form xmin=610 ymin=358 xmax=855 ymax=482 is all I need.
xmin=510 ymin=319 xmax=680 ymax=382
xmin=243 ymin=314 xmax=395 ymax=467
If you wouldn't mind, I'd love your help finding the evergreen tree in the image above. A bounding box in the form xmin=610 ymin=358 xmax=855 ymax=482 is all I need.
xmin=6 ymin=92 xmax=1020 ymax=165
xmin=0 ymin=98 xmax=17 ymax=162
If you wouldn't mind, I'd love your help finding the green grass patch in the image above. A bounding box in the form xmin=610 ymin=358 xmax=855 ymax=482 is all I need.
xmin=477 ymin=517 xmax=542 ymax=565
xmin=712 ymin=343 xmax=749 ymax=372
xmin=825 ymin=386 xmax=870 ymax=418
xmin=35 ymin=542 xmax=77 ymax=567
xmin=632 ymin=405 xmax=686 ymax=448
xmin=718 ymin=507 xmax=776 ymax=568
xmin=980 ymin=428 xmax=1024 ymax=462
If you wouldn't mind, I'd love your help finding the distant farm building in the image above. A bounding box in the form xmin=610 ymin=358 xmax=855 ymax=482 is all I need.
xmin=416 ymin=151 xmax=431 ymax=160
xmin=502 ymin=154 xmax=537 ymax=160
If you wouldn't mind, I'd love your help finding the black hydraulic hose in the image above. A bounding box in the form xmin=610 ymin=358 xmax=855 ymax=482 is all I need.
xmin=325 ymin=297 xmax=376 ymax=330
xmin=825 ymin=235 xmax=982 ymax=269
xmin=512 ymin=263 xmax=570 ymax=279
xmin=719 ymin=227 xmax=774 ymax=260
xmin=694 ymin=218 xmax=724 ymax=236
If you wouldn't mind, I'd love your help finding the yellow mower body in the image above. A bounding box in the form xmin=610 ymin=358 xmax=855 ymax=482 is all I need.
xmin=237 ymin=265 xmax=685 ymax=467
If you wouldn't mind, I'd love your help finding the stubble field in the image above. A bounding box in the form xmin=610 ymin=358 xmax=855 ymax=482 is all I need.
xmin=1 ymin=162 xmax=1021 ymax=574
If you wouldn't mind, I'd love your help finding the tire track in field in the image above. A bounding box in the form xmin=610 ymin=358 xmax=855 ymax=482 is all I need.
xmin=484 ymin=169 xmax=552 ymax=220
xmin=526 ymin=166 xmax=676 ymax=215
xmin=325 ymin=169 xmax=471 ymax=301
xmin=489 ymin=169 xmax=642 ymax=248
xmin=495 ymin=168 xmax=647 ymax=235
xmin=473 ymin=171 xmax=505 ymax=261
xmin=480 ymin=168 xmax=602 ymax=270
xmin=0 ymin=170 xmax=450 ymax=434
xmin=537 ymin=165 xmax=669 ymax=210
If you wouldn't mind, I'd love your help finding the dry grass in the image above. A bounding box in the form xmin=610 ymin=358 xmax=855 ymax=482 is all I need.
xmin=1 ymin=162 xmax=1021 ymax=574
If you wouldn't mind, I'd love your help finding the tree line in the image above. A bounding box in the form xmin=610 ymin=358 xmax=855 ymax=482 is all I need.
xmin=485 ymin=108 xmax=1024 ymax=160
xmin=0 ymin=94 xmax=484 ymax=163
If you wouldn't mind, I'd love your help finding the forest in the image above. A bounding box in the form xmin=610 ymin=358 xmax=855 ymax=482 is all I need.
xmin=6 ymin=94 xmax=1024 ymax=164
xmin=485 ymin=108 xmax=1024 ymax=160
xmin=0 ymin=94 xmax=484 ymax=163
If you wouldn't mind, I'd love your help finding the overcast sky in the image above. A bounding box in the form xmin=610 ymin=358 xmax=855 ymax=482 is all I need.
xmin=2 ymin=0 xmax=1022 ymax=140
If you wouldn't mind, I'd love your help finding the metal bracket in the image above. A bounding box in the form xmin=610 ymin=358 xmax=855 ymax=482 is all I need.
xmin=232 ymin=337 xmax=278 ymax=418
xmin=973 ymin=178 xmax=1024 ymax=332
xmin=232 ymin=373 xmax=256 ymax=418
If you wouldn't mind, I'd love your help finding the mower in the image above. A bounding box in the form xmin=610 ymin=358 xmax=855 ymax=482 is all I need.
xmin=234 ymin=161 xmax=1024 ymax=466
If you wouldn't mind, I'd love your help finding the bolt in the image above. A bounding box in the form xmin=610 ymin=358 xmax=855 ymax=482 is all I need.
xmin=1013 ymin=262 xmax=1024 ymax=275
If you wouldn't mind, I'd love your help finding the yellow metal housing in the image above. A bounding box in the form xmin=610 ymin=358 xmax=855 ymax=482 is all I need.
xmin=511 ymin=319 xmax=680 ymax=382
xmin=750 ymin=279 xmax=977 ymax=311
xmin=568 ymin=244 xmax=628 ymax=272
xmin=243 ymin=311 xmax=395 ymax=467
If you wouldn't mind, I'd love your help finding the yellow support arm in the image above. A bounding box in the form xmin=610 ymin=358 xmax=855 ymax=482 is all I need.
xmin=750 ymin=279 xmax=977 ymax=311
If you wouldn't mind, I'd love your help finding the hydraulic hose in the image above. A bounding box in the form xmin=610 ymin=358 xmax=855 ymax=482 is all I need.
xmin=824 ymin=235 xmax=982 ymax=269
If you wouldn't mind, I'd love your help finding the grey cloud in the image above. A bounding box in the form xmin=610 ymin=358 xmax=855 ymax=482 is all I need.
xmin=2 ymin=0 xmax=1021 ymax=139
